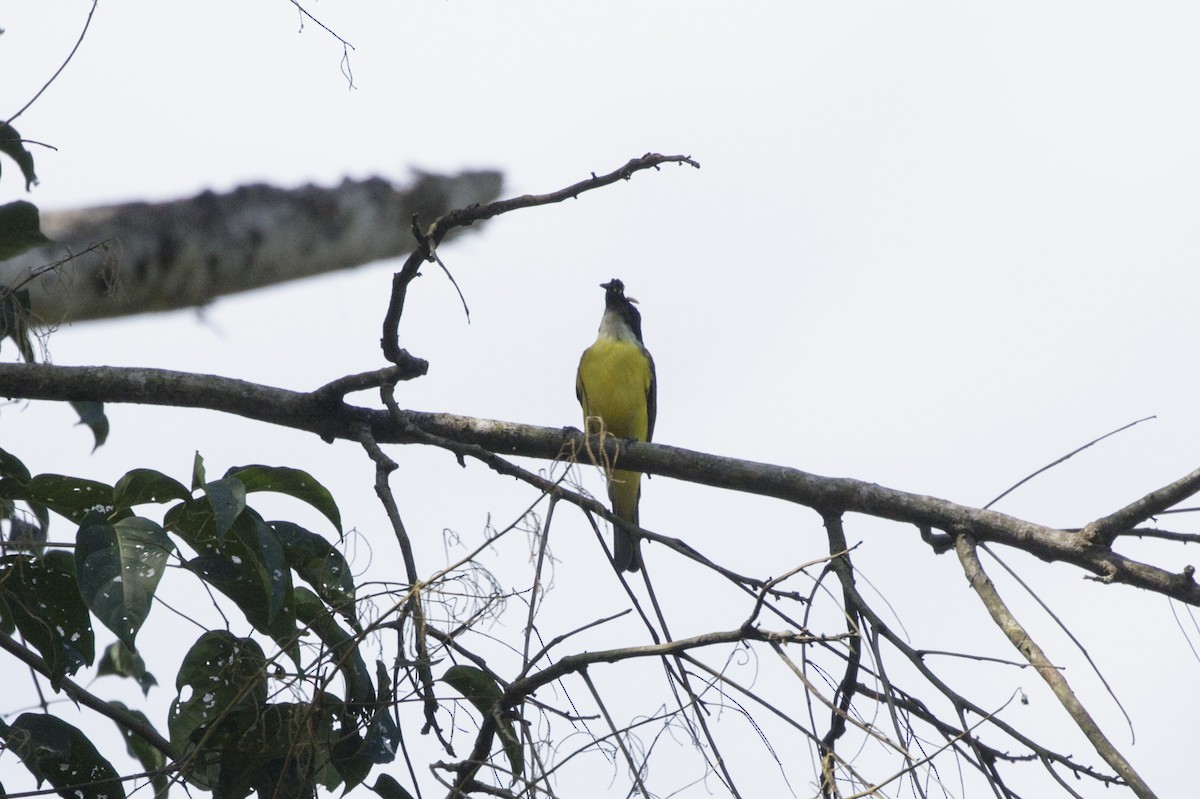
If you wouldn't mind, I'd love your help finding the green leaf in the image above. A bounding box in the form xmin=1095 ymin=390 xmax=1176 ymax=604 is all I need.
xmin=210 ymin=701 xmax=341 ymax=799
xmin=75 ymin=514 xmax=171 ymax=648
xmin=273 ymin=520 xmax=356 ymax=623
xmin=496 ymin=713 xmax=524 ymax=779
xmin=98 ymin=641 xmax=159 ymax=696
xmin=372 ymin=774 xmax=417 ymax=799
xmin=443 ymin=665 xmax=522 ymax=779
xmin=107 ymin=701 xmax=169 ymax=798
xmin=188 ymin=511 xmax=298 ymax=661
xmin=0 ymin=551 xmax=94 ymax=688
xmin=360 ymin=660 xmax=401 ymax=765
xmin=67 ymin=400 xmax=109 ymax=451
xmin=0 ymin=446 xmax=32 ymax=481
xmin=204 ymin=476 xmax=246 ymax=539
xmin=0 ymin=453 xmax=51 ymax=545
xmin=0 ymin=202 xmax=51 ymax=261
xmin=320 ymin=661 xmax=399 ymax=792
xmin=1 ymin=714 xmax=125 ymax=799
xmin=0 ymin=123 xmax=39 ymax=191
xmin=0 ymin=283 xmax=35 ymax=360
xmin=173 ymin=631 xmax=268 ymax=705
xmin=163 ymin=496 xmax=219 ymax=553
xmin=190 ymin=451 xmax=206 ymax=491
xmin=226 ymin=464 xmax=343 ymax=536
xmin=22 ymin=474 xmax=114 ymax=524
xmin=113 ymin=468 xmax=191 ymax=512
xmin=294 ymin=587 xmax=372 ymax=706
xmin=168 ymin=632 xmax=267 ymax=790
xmin=443 ymin=664 xmax=504 ymax=713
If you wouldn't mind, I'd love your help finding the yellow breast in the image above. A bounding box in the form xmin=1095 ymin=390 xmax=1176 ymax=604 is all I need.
xmin=576 ymin=337 xmax=652 ymax=442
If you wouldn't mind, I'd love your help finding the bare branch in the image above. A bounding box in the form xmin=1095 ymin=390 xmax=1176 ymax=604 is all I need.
xmin=984 ymin=416 xmax=1155 ymax=510
xmin=955 ymin=534 xmax=1155 ymax=799
xmin=1082 ymin=467 xmax=1200 ymax=547
xmin=503 ymin=624 xmax=822 ymax=704
xmin=380 ymin=153 xmax=699 ymax=363
xmin=5 ymin=1 xmax=98 ymax=128
xmin=0 ymin=632 xmax=177 ymax=758
xmin=5 ymin=361 xmax=1200 ymax=608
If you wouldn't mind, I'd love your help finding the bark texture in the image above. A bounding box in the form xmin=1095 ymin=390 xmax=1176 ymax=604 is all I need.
xmin=3 ymin=170 xmax=503 ymax=323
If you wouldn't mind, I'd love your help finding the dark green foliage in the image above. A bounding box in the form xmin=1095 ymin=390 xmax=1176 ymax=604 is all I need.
xmin=75 ymin=512 xmax=172 ymax=648
xmin=0 ymin=714 xmax=125 ymax=799
xmin=274 ymin=520 xmax=356 ymax=624
xmin=0 ymin=122 xmax=39 ymax=191
xmin=113 ymin=468 xmax=190 ymax=512
xmin=0 ymin=452 xmax=404 ymax=799
xmin=97 ymin=641 xmax=159 ymax=696
xmin=107 ymin=701 xmax=170 ymax=797
xmin=443 ymin=664 xmax=524 ymax=779
xmin=168 ymin=631 xmax=269 ymax=792
xmin=226 ymin=464 xmax=344 ymax=537
xmin=0 ymin=201 xmax=50 ymax=260
xmin=0 ymin=550 xmax=94 ymax=688
xmin=69 ymin=400 xmax=110 ymax=450
xmin=371 ymin=774 xmax=417 ymax=799
xmin=12 ymin=473 xmax=115 ymax=523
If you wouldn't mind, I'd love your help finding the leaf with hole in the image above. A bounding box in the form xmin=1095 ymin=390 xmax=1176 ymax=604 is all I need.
xmin=0 ymin=551 xmax=94 ymax=688
xmin=0 ymin=714 xmax=124 ymax=799
xmin=75 ymin=513 xmax=171 ymax=649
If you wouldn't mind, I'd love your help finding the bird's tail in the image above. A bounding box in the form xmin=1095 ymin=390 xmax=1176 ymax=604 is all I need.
xmin=608 ymin=469 xmax=643 ymax=572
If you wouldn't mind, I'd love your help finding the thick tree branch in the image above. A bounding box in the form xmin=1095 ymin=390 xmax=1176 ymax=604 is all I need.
xmin=3 ymin=171 xmax=502 ymax=323
xmin=3 ymin=361 xmax=1200 ymax=606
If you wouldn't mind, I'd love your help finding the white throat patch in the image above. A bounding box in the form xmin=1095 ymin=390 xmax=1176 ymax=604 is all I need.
xmin=597 ymin=308 xmax=638 ymax=343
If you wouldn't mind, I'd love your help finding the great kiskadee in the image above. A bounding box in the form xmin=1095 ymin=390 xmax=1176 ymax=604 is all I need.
xmin=576 ymin=279 xmax=657 ymax=572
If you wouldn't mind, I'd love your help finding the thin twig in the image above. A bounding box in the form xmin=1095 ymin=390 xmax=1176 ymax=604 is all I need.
xmin=0 ymin=633 xmax=176 ymax=757
xmin=579 ymin=668 xmax=650 ymax=797
xmin=983 ymin=416 xmax=1155 ymax=510
xmin=6 ymin=1 xmax=98 ymax=127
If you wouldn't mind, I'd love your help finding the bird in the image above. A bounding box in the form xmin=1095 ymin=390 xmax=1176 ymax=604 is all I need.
xmin=576 ymin=278 xmax=657 ymax=572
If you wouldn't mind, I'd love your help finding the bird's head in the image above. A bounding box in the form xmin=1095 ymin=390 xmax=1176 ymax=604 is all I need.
xmin=601 ymin=278 xmax=638 ymax=306
xmin=599 ymin=278 xmax=644 ymax=341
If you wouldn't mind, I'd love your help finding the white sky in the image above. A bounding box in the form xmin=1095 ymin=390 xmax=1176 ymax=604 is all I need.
xmin=3 ymin=2 xmax=1199 ymax=797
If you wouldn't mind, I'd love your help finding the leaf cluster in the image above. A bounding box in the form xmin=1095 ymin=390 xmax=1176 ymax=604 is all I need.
xmin=0 ymin=450 xmax=402 ymax=799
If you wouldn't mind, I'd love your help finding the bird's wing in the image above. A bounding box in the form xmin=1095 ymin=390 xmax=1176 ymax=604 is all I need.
xmin=575 ymin=354 xmax=585 ymax=407
xmin=645 ymin=348 xmax=657 ymax=443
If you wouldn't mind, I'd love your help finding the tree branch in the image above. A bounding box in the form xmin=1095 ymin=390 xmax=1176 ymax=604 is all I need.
xmin=954 ymin=534 xmax=1155 ymax=799
xmin=1081 ymin=467 xmax=1200 ymax=547
xmin=0 ymin=632 xmax=177 ymax=758
xmin=3 ymin=171 xmax=502 ymax=323
xmin=380 ymin=153 xmax=699 ymax=363
xmin=4 ymin=361 xmax=1199 ymax=608
xmin=502 ymin=624 xmax=817 ymax=705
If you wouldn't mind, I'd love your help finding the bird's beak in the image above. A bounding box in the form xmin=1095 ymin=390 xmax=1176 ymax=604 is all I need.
xmin=627 ymin=296 xmax=639 ymax=304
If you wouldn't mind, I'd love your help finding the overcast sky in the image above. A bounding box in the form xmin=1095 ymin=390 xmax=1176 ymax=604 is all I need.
xmin=3 ymin=3 xmax=1199 ymax=797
